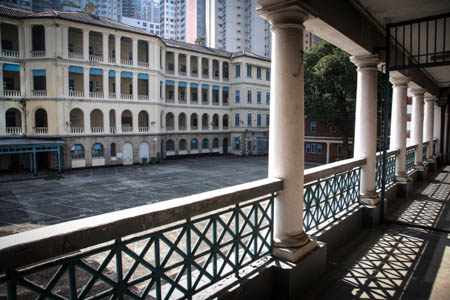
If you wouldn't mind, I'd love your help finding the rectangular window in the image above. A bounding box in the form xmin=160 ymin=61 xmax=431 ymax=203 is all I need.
xmin=266 ymin=115 xmax=270 ymax=126
xmin=337 ymin=145 xmax=343 ymax=156
xmin=311 ymin=144 xmax=317 ymax=154
xmin=247 ymin=65 xmax=252 ymax=77
xmin=317 ymin=144 xmax=323 ymax=154
xmin=235 ymin=90 xmax=240 ymax=103
xmin=306 ymin=143 xmax=311 ymax=153
xmin=266 ymin=69 xmax=270 ymax=80
xmin=236 ymin=64 xmax=240 ymax=77
xmin=266 ymin=92 xmax=270 ymax=104
xmin=89 ymin=81 xmax=94 ymax=93
xmin=247 ymin=140 xmax=252 ymax=153
xmin=192 ymin=91 xmax=198 ymax=101
xmin=257 ymin=67 xmax=261 ymax=79
xmin=235 ymin=114 xmax=240 ymax=126
xmin=257 ymin=114 xmax=261 ymax=126
xmin=247 ymin=113 xmax=252 ymax=126
xmin=257 ymin=91 xmax=261 ymax=104
xmin=311 ymin=121 xmax=317 ymax=132
xmin=330 ymin=126 xmax=336 ymax=133
xmin=247 ymin=90 xmax=252 ymax=103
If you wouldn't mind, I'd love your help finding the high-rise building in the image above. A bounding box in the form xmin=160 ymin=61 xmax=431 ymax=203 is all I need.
xmin=206 ymin=0 xmax=271 ymax=58
xmin=142 ymin=0 xmax=160 ymax=23
xmin=32 ymin=0 xmax=61 ymax=12
xmin=0 ymin=0 xmax=32 ymax=10
xmin=160 ymin=0 xmax=205 ymax=44
xmin=80 ymin=0 xmax=121 ymax=21
xmin=121 ymin=0 xmax=135 ymax=18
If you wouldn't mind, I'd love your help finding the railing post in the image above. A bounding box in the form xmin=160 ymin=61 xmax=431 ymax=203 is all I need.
xmin=258 ymin=3 xmax=316 ymax=262
xmin=350 ymin=55 xmax=381 ymax=207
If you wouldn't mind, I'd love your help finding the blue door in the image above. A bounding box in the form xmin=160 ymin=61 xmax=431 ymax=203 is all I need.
xmin=256 ymin=138 xmax=264 ymax=155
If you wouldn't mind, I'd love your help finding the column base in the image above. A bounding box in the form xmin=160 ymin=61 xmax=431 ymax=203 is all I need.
xmin=361 ymin=192 xmax=380 ymax=227
xmin=396 ymin=177 xmax=414 ymax=198
xmin=360 ymin=192 xmax=380 ymax=206
xmin=272 ymin=238 xmax=317 ymax=262
xmin=416 ymin=164 xmax=429 ymax=181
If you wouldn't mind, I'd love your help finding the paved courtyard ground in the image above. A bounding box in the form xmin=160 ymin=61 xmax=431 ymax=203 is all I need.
xmin=0 ymin=155 xmax=314 ymax=237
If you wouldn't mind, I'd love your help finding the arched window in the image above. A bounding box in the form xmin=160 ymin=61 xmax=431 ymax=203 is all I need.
xmin=179 ymin=139 xmax=186 ymax=151
xmin=213 ymin=138 xmax=219 ymax=149
xmin=166 ymin=139 xmax=175 ymax=151
xmin=71 ymin=144 xmax=85 ymax=159
xmin=111 ymin=143 xmax=116 ymax=157
xmin=202 ymin=138 xmax=209 ymax=149
xmin=191 ymin=138 xmax=198 ymax=150
xmin=92 ymin=143 xmax=104 ymax=157
xmin=35 ymin=108 xmax=48 ymax=127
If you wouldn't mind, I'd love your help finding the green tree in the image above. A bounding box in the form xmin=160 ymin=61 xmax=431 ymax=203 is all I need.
xmin=304 ymin=41 xmax=357 ymax=158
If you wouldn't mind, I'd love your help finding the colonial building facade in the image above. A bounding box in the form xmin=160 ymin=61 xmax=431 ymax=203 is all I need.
xmin=0 ymin=6 xmax=271 ymax=171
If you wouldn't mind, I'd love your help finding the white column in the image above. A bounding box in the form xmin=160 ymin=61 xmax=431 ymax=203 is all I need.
xmin=44 ymin=24 xmax=54 ymax=57
xmin=187 ymin=55 xmax=191 ymax=76
xmin=174 ymin=82 xmax=179 ymax=103
xmin=115 ymin=35 xmax=121 ymax=64
xmin=102 ymin=71 xmax=108 ymax=98
xmin=102 ymin=33 xmax=108 ymax=62
xmin=62 ymin=25 xmax=68 ymax=58
xmin=18 ymin=24 xmax=24 ymax=58
xmin=434 ymin=102 xmax=442 ymax=157
xmin=219 ymin=61 xmax=223 ymax=81
xmin=326 ymin=142 xmax=330 ymax=164
xmin=208 ymin=85 xmax=212 ymax=105
xmin=55 ymin=24 xmax=63 ymax=57
xmin=83 ymin=29 xmax=90 ymax=61
xmin=187 ymin=84 xmax=191 ymax=103
xmin=83 ymin=67 xmax=90 ymax=99
xmin=132 ymin=72 xmax=138 ymax=100
xmin=115 ymin=72 xmax=121 ymax=97
xmin=174 ymin=52 xmax=179 ymax=75
xmin=208 ymin=59 xmax=213 ymax=80
xmin=259 ymin=4 xmax=314 ymax=260
xmin=116 ymin=109 xmax=122 ymax=133
xmin=104 ymin=109 xmax=110 ymax=134
xmin=197 ymin=57 xmax=202 ymax=77
xmin=410 ymin=88 xmax=425 ymax=168
xmin=132 ymin=38 xmax=138 ymax=66
xmin=350 ymin=55 xmax=381 ymax=204
xmin=219 ymin=86 xmax=223 ymax=105
xmin=389 ymin=75 xmax=409 ymax=180
xmin=444 ymin=105 xmax=449 ymax=163
xmin=424 ymin=95 xmax=436 ymax=160
xmin=23 ymin=24 xmax=31 ymax=58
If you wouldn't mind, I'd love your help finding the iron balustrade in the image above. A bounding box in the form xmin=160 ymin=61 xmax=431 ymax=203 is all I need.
xmin=375 ymin=149 xmax=399 ymax=190
xmin=303 ymin=158 xmax=365 ymax=233
xmin=406 ymin=145 xmax=417 ymax=173
xmin=423 ymin=143 xmax=428 ymax=162
xmin=0 ymin=179 xmax=281 ymax=300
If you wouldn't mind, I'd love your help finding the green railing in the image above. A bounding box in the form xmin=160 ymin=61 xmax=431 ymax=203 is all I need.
xmin=423 ymin=142 xmax=428 ymax=162
xmin=303 ymin=158 xmax=365 ymax=233
xmin=375 ymin=149 xmax=399 ymax=190
xmin=0 ymin=179 xmax=282 ymax=300
xmin=406 ymin=145 xmax=417 ymax=173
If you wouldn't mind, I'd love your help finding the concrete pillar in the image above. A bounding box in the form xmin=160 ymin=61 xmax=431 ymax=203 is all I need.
xmin=174 ymin=82 xmax=179 ymax=103
xmin=19 ymin=66 xmax=25 ymax=97
xmin=132 ymin=72 xmax=138 ymax=100
xmin=434 ymin=104 xmax=442 ymax=157
xmin=187 ymin=84 xmax=191 ymax=103
xmin=102 ymin=33 xmax=108 ymax=62
xmin=410 ymin=88 xmax=425 ymax=168
xmin=83 ymin=29 xmax=90 ymax=61
xmin=102 ymin=71 xmax=108 ymax=98
xmin=62 ymin=66 xmax=69 ymax=97
xmin=132 ymin=38 xmax=138 ymax=66
xmin=174 ymin=52 xmax=179 ymax=75
xmin=18 ymin=24 xmax=24 ymax=58
xmin=187 ymin=54 xmax=191 ymax=76
xmin=444 ymin=105 xmax=449 ymax=163
xmin=83 ymin=67 xmax=90 ymax=99
xmin=389 ymin=75 xmax=409 ymax=180
xmin=104 ymin=109 xmax=110 ymax=134
xmin=115 ymin=71 xmax=121 ymax=97
xmin=23 ymin=24 xmax=31 ymax=58
xmin=208 ymin=59 xmax=213 ymax=80
xmin=258 ymin=5 xmax=315 ymax=262
xmin=424 ymin=95 xmax=436 ymax=160
xmin=115 ymin=35 xmax=121 ymax=64
xmin=116 ymin=109 xmax=122 ymax=133
xmin=44 ymin=24 xmax=54 ymax=57
xmin=219 ymin=86 xmax=223 ymax=105
xmin=350 ymin=55 xmax=381 ymax=205
xmin=197 ymin=57 xmax=201 ymax=76
xmin=62 ymin=25 xmax=68 ymax=58
xmin=219 ymin=61 xmax=223 ymax=81
xmin=208 ymin=85 xmax=212 ymax=105
xmin=55 ymin=25 xmax=63 ymax=57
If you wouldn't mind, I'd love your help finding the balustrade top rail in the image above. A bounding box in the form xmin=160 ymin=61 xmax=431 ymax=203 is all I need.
xmin=406 ymin=144 xmax=418 ymax=151
xmin=0 ymin=178 xmax=283 ymax=272
xmin=304 ymin=157 xmax=366 ymax=184
xmin=375 ymin=148 xmax=400 ymax=159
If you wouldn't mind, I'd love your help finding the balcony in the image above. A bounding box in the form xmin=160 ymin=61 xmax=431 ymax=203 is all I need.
xmin=70 ymin=127 xmax=84 ymax=134
xmin=166 ymin=126 xmax=174 ymax=131
xmin=110 ymin=127 xmax=116 ymax=133
xmin=138 ymin=126 xmax=149 ymax=132
xmin=89 ymin=55 xmax=103 ymax=63
xmin=121 ymin=94 xmax=133 ymax=100
xmin=34 ymin=127 xmax=48 ymax=135
xmin=32 ymin=90 xmax=47 ymax=97
xmin=138 ymin=61 xmax=149 ymax=68
xmin=109 ymin=92 xmax=116 ymax=99
xmin=6 ymin=127 xmax=22 ymax=135
xmin=31 ymin=50 xmax=45 ymax=58
xmin=138 ymin=95 xmax=149 ymax=101
xmin=69 ymin=90 xmax=84 ymax=98
xmin=122 ymin=126 xmax=133 ymax=133
xmin=121 ymin=59 xmax=133 ymax=66
xmin=91 ymin=127 xmax=104 ymax=134
xmin=68 ymin=52 xmax=83 ymax=60
xmin=89 ymin=92 xmax=104 ymax=99
xmin=1 ymin=49 xmax=19 ymax=58
xmin=3 ymin=90 xmax=21 ymax=97
xmin=108 ymin=57 xmax=116 ymax=64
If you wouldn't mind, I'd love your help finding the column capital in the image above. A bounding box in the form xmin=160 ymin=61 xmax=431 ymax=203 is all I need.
xmin=409 ymin=87 xmax=426 ymax=96
xmin=350 ymin=54 xmax=381 ymax=69
xmin=389 ymin=75 xmax=409 ymax=87
xmin=256 ymin=0 xmax=310 ymax=27
xmin=424 ymin=94 xmax=438 ymax=103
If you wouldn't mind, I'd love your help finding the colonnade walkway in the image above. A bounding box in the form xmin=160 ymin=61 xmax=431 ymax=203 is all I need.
xmin=309 ymin=166 xmax=450 ymax=300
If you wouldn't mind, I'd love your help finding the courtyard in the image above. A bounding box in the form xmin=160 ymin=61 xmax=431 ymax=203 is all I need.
xmin=0 ymin=155 xmax=314 ymax=237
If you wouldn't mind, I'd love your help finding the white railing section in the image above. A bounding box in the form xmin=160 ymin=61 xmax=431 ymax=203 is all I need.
xmin=109 ymin=92 xmax=116 ymax=99
xmin=108 ymin=57 xmax=116 ymax=64
xmin=31 ymin=50 xmax=45 ymax=57
xmin=70 ymin=127 xmax=84 ymax=134
xmin=121 ymin=94 xmax=133 ymax=100
xmin=89 ymin=55 xmax=103 ymax=63
xmin=138 ymin=61 xmax=149 ymax=68
xmin=3 ymin=90 xmax=21 ymax=97
xmin=69 ymin=90 xmax=84 ymax=97
xmin=138 ymin=95 xmax=149 ymax=101
xmin=2 ymin=49 xmax=19 ymax=58
xmin=89 ymin=92 xmax=103 ymax=99
xmin=122 ymin=126 xmax=133 ymax=133
xmin=110 ymin=127 xmax=116 ymax=133
xmin=32 ymin=90 xmax=47 ymax=97
xmin=34 ymin=127 xmax=48 ymax=135
xmin=91 ymin=127 xmax=104 ymax=134
xmin=121 ymin=59 xmax=133 ymax=66
xmin=68 ymin=52 xmax=83 ymax=60
xmin=166 ymin=126 xmax=174 ymax=131
xmin=6 ymin=127 xmax=22 ymax=135
xmin=139 ymin=127 xmax=149 ymax=132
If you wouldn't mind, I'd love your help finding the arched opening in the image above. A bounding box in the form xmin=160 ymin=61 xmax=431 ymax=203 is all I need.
xmin=68 ymin=27 xmax=83 ymax=58
xmin=213 ymin=138 xmax=220 ymax=149
xmin=166 ymin=139 xmax=175 ymax=151
xmin=139 ymin=142 xmax=150 ymax=163
xmin=179 ymin=139 xmax=187 ymax=151
xmin=138 ymin=111 xmax=149 ymax=132
xmin=202 ymin=138 xmax=209 ymax=150
xmin=71 ymin=144 xmax=85 ymax=159
xmin=202 ymin=114 xmax=209 ymax=130
xmin=212 ymin=114 xmax=219 ymax=129
xmin=178 ymin=113 xmax=187 ymax=130
xmin=223 ymin=114 xmax=229 ymax=129
xmin=121 ymin=110 xmax=133 ymax=132
xmin=89 ymin=31 xmax=103 ymax=61
xmin=138 ymin=40 xmax=149 ymax=66
xmin=69 ymin=108 xmax=84 ymax=133
xmin=5 ymin=108 xmax=22 ymax=134
xmin=191 ymin=138 xmax=198 ymax=150
xmin=166 ymin=112 xmax=174 ymax=131
xmin=90 ymin=109 xmax=104 ymax=133
xmin=1 ymin=24 xmax=19 ymax=57
xmin=92 ymin=143 xmax=104 ymax=158
xmin=190 ymin=113 xmax=198 ymax=130
xmin=35 ymin=108 xmax=48 ymax=130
